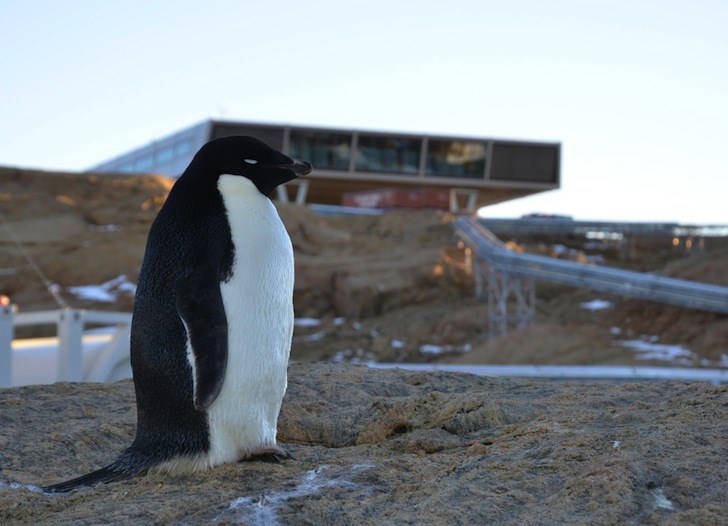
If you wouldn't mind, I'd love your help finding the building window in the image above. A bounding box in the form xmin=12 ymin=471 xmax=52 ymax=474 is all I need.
xmin=289 ymin=130 xmax=351 ymax=171
xmin=426 ymin=140 xmax=486 ymax=179
xmin=133 ymin=155 xmax=154 ymax=172
xmin=155 ymin=145 xmax=175 ymax=164
xmin=489 ymin=144 xmax=558 ymax=183
xmin=355 ymin=135 xmax=421 ymax=174
xmin=174 ymin=139 xmax=193 ymax=156
xmin=211 ymin=124 xmax=284 ymax=150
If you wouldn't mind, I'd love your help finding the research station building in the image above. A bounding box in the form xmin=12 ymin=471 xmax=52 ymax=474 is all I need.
xmin=91 ymin=120 xmax=560 ymax=212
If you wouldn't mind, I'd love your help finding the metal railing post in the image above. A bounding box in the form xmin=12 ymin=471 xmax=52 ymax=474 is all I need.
xmin=276 ymin=185 xmax=289 ymax=203
xmin=295 ymin=180 xmax=310 ymax=205
xmin=57 ymin=309 xmax=84 ymax=382
xmin=0 ymin=304 xmax=16 ymax=387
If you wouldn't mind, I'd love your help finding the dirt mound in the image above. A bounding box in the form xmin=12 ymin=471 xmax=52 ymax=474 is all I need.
xmin=659 ymin=248 xmax=728 ymax=285
xmin=0 ymin=166 xmax=171 ymax=312
xmin=1 ymin=363 xmax=725 ymax=524
xmin=1 ymin=166 xmax=726 ymax=366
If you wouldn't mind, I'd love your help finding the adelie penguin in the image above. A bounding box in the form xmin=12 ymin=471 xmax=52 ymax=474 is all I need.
xmin=42 ymin=136 xmax=312 ymax=493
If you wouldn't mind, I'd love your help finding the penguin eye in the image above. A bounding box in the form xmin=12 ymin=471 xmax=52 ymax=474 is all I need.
xmin=244 ymin=159 xmax=258 ymax=165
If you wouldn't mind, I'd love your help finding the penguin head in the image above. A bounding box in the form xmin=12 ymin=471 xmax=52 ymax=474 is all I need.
xmin=189 ymin=135 xmax=312 ymax=196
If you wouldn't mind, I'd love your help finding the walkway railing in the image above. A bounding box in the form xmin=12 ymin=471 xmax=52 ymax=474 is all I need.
xmin=0 ymin=306 xmax=132 ymax=388
xmin=479 ymin=217 xmax=728 ymax=238
xmin=454 ymin=217 xmax=728 ymax=335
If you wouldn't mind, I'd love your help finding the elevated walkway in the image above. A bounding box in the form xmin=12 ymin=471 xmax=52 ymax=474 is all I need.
xmin=454 ymin=216 xmax=728 ymax=336
xmin=479 ymin=217 xmax=728 ymax=238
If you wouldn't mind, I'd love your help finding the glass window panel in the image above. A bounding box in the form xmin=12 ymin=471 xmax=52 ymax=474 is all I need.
xmin=489 ymin=144 xmax=558 ymax=183
xmin=289 ymin=130 xmax=351 ymax=171
xmin=426 ymin=140 xmax=486 ymax=179
xmin=211 ymin=124 xmax=284 ymax=150
xmin=174 ymin=139 xmax=192 ymax=156
xmin=155 ymin=145 xmax=175 ymax=164
xmin=133 ymin=155 xmax=153 ymax=172
xmin=355 ymin=136 xmax=421 ymax=174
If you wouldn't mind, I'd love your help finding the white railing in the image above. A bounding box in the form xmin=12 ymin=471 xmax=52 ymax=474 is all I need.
xmin=368 ymin=363 xmax=728 ymax=384
xmin=0 ymin=306 xmax=132 ymax=388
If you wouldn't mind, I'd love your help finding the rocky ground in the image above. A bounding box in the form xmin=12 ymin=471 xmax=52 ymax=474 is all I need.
xmin=1 ymin=363 xmax=726 ymax=525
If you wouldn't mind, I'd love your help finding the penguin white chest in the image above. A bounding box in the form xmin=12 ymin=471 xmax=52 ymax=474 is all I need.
xmin=205 ymin=174 xmax=294 ymax=465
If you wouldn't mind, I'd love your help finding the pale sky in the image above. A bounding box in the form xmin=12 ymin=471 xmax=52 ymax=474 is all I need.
xmin=1 ymin=1 xmax=726 ymax=223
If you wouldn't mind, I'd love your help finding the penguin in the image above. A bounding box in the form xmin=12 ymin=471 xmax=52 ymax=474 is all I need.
xmin=42 ymin=136 xmax=312 ymax=493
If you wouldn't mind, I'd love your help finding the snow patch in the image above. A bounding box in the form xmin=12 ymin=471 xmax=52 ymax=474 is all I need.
xmin=390 ymin=339 xmax=405 ymax=349
xmin=298 ymin=330 xmax=326 ymax=342
xmin=67 ymin=275 xmax=136 ymax=303
xmin=580 ymin=299 xmax=613 ymax=311
xmin=617 ymin=339 xmax=696 ymax=365
xmin=216 ymin=464 xmax=373 ymax=525
xmin=651 ymin=488 xmax=675 ymax=511
xmin=333 ymin=348 xmax=376 ymax=363
xmin=293 ymin=319 xmax=327 ymax=342
xmin=0 ymin=481 xmax=44 ymax=493
xmin=419 ymin=343 xmax=472 ymax=355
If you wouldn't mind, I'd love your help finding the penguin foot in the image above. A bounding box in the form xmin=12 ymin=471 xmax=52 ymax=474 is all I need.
xmin=241 ymin=445 xmax=296 ymax=463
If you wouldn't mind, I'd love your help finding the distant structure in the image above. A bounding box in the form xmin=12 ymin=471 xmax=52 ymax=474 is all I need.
xmin=90 ymin=120 xmax=560 ymax=211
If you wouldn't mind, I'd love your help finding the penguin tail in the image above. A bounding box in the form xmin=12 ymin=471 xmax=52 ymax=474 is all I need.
xmin=41 ymin=464 xmax=135 ymax=494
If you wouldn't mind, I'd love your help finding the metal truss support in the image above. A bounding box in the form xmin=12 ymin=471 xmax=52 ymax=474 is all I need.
xmin=276 ymin=179 xmax=310 ymax=205
xmin=473 ymin=258 xmax=535 ymax=339
xmin=449 ymin=188 xmax=479 ymax=213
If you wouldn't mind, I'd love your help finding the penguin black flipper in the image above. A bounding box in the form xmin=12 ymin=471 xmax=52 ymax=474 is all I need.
xmin=41 ymin=464 xmax=133 ymax=494
xmin=176 ymin=261 xmax=229 ymax=411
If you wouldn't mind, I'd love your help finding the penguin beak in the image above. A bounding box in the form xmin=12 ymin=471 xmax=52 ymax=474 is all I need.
xmin=283 ymin=160 xmax=312 ymax=177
